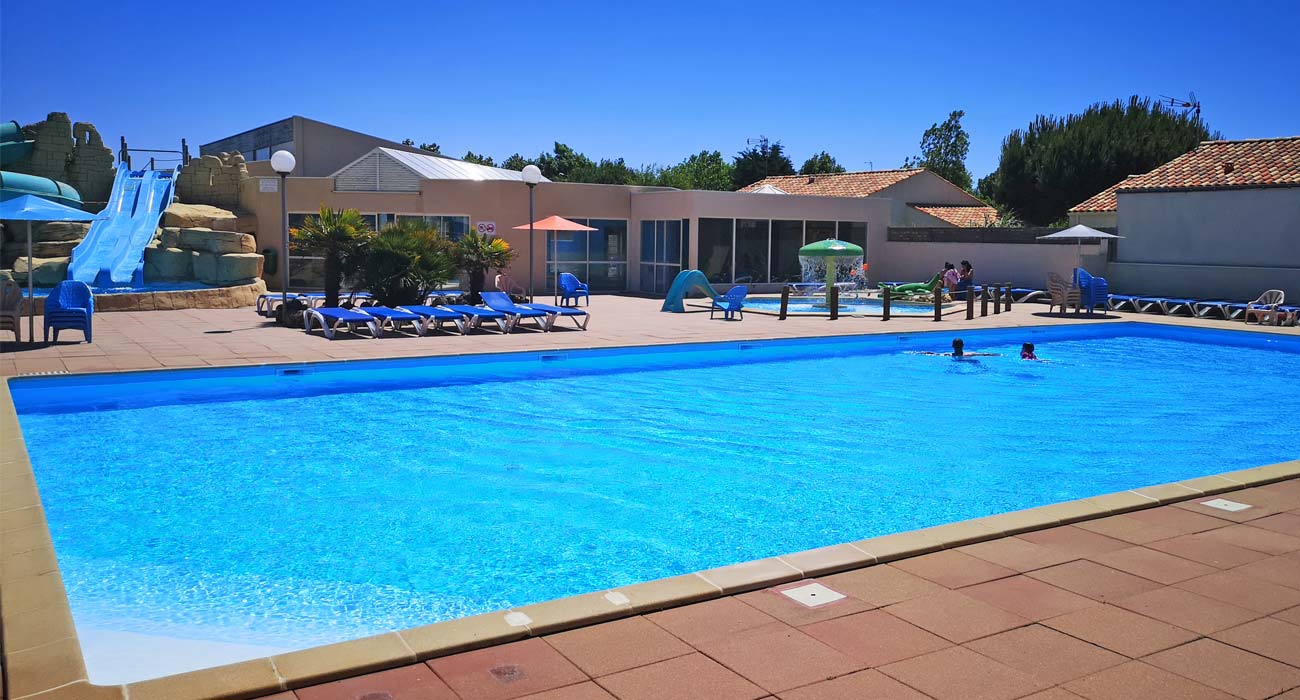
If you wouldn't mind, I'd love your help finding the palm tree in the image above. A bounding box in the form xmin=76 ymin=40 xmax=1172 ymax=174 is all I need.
xmin=453 ymin=232 xmax=515 ymax=302
xmin=363 ymin=219 xmax=454 ymax=306
xmin=291 ymin=206 xmax=372 ymax=308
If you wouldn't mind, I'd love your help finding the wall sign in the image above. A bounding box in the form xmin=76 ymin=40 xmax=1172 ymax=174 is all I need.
xmin=477 ymin=221 xmax=496 ymax=236
xmin=259 ymin=178 xmax=278 ymax=193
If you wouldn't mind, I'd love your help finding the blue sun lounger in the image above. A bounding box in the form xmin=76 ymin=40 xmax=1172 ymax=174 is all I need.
xmin=1193 ymin=300 xmax=1234 ymax=318
xmin=357 ymin=306 xmax=425 ymax=336
xmin=480 ymin=292 xmax=553 ymax=332
xmin=396 ymin=305 xmax=466 ymax=334
xmin=441 ymin=304 xmax=510 ymax=332
xmin=304 ymin=307 xmax=378 ymax=339
xmin=522 ymin=302 xmax=589 ymax=330
xmin=1135 ymin=297 xmax=1195 ymax=315
xmin=1107 ymin=294 xmax=1142 ymax=312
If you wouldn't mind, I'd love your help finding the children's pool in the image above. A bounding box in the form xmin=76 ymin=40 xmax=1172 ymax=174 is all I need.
xmin=10 ymin=323 xmax=1298 ymax=682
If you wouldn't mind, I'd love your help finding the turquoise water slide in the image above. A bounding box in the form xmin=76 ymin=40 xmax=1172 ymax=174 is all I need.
xmin=661 ymin=269 xmax=722 ymax=312
xmin=68 ymin=163 xmax=179 ymax=286
xmin=1 ymin=120 xmax=82 ymax=206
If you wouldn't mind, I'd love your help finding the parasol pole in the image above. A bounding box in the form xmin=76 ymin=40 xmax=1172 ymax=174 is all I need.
xmin=26 ymin=221 xmax=33 ymax=343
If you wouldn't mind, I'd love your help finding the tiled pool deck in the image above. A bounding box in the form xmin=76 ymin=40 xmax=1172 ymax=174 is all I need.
xmin=2 ymin=297 xmax=1298 ymax=700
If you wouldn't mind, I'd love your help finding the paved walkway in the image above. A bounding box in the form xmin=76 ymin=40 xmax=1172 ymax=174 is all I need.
xmin=1 ymin=295 xmax=1293 ymax=376
xmin=251 ymin=481 xmax=1300 ymax=700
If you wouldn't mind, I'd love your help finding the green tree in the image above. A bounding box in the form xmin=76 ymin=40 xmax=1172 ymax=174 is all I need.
xmin=402 ymin=139 xmax=441 ymax=154
xmin=290 ymin=206 xmax=373 ymax=309
xmin=500 ymin=153 xmax=532 ymax=171
xmin=453 ymin=232 xmax=516 ymax=302
xmin=978 ymin=97 xmax=1215 ymax=225
xmin=536 ymin=142 xmax=595 ymax=181
xmin=732 ymin=137 xmax=795 ymax=190
xmin=462 ymin=151 xmax=496 ymax=166
xmin=656 ymin=150 xmax=734 ymax=190
xmin=362 ymin=220 xmax=455 ymax=306
xmin=799 ymin=151 xmax=846 ymax=175
xmin=903 ymin=110 xmax=972 ymax=191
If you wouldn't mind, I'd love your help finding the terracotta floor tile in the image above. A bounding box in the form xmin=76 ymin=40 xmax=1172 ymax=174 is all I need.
xmin=518 ymin=682 xmax=615 ymax=700
xmin=1273 ymin=688 xmax=1300 ymax=700
xmin=1275 ymin=606 xmax=1300 ymax=626
xmin=961 ymin=575 xmax=1098 ymax=620
xmin=1175 ymin=569 xmax=1300 ymax=613
xmin=1063 ymin=661 xmax=1237 ymax=700
xmin=545 ymin=616 xmax=692 ymax=678
xmin=296 ymin=664 xmax=457 ymax=700
xmin=1125 ymin=507 xmax=1231 ymax=535
xmin=1144 ymin=638 xmax=1300 ymax=700
xmin=884 ymin=590 xmax=1029 ymax=643
xmin=736 ymin=581 xmax=872 ymax=626
xmin=1196 ymin=523 xmax=1300 ymax=554
xmin=964 ymin=624 xmax=1126 ymax=686
xmin=878 ymin=646 xmax=1047 ymax=700
xmin=1174 ymin=498 xmax=1280 ymax=523
xmin=775 ymin=669 xmax=930 ymax=700
xmin=1113 ymin=587 xmax=1260 ymax=635
xmin=1148 ymin=533 xmax=1273 ymax=568
xmin=1019 ymin=690 xmax=1087 ymax=700
xmin=1212 ymin=616 xmax=1300 ymax=667
xmin=1042 ymin=604 xmax=1198 ymax=657
xmin=1026 ymin=560 xmax=1163 ymax=602
xmin=1088 ymin=546 xmax=1217 ymax=584
xmin=1018 ymin=526 xmax=1131 ymax=557
xmin=889 ymin=549 xmax=1016 ymax=589
xmin=428 ymin=638 xmax=588 ymax=700
xmin=956 ymin=537 xmax=1078 ymax=573
xmin=1073 ymin=514 xmax=1182 ymax=545
xmin=1250 ymin=512 xmax=1300 ymax=538
xmin=821 ymin=565 xmax=944 ymax=607
xmin=594 ymin=653 xmax=765 ymax=700
xmin=646 ymin=596 xmax=777 ymax=647
xmin=697 ymin=622 xmax=864 ymax=693
xmin=798 ymin=610 xmax=951 ymax=667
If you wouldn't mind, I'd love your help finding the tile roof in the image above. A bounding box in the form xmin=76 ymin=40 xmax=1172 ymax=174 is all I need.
xmin=1069 ymin=136 xmax=1300 ymax=211
xmin=738 ymin=169 xmax=923 ymax=196
xmin=908 ymin=204 xmax=1001 ymax=227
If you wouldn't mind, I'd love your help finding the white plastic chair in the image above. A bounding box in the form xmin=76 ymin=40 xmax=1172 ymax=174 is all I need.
xmin=0 ymin=280 xmax=23 ymax=342
xmin=1244 ymin=289 xmax=1284 ymax=324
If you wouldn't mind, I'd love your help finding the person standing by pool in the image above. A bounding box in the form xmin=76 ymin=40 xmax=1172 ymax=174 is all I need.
xmin=957 ymin=260 xmax=974 ymax=297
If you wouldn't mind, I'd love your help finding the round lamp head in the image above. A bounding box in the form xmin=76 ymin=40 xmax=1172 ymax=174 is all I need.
xmin=270 ymin=150 xmax=297 ymax=175
xmin=521 ymin=164 xmax=542 ymax=185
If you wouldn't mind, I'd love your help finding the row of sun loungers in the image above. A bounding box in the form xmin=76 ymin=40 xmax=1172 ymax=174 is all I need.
xmin=301 ymin=292 xmax=590 ymax=339
xmin=1107 ymin=291 xmax=1296 ymax=322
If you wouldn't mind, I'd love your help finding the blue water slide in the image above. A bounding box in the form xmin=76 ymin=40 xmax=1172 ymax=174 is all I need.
xmin=661 ymin=269 xmax=723 ymax=312
xmin=68 ymin=163 xmax=179 ymax=286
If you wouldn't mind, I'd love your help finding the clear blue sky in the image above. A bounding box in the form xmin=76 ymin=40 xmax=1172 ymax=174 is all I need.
xmin=3 ymin=0 xmax=1298 ymax=182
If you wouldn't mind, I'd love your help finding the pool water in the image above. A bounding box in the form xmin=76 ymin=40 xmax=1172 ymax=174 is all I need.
xmin=11 ymin=324 xmax=1299 ymax=680
xmin=739 ymin=296 xmax=938 ymax=315
xmin=21 ymin=280 xmax=213 ymax=296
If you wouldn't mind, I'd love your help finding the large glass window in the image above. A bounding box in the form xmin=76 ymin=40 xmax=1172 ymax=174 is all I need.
xmin=734 ymin=219 xmax=769 ymax=284
xmin=770 ymin=220 xmax=803 ymax=283
xmin=697 ymin=218 xmax=734 ymax=284
xmin=837 ymin=221 xmax=867 ymax=251
xmin=638 ymin=219 xmax=689 ymax=293
xmin=546 ymin=218 xmax=628 ymax=291
xmin=806 ymin=220 xmax=836 ymax=242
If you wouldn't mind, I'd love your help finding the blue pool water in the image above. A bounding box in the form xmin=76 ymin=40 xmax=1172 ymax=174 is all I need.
xmin=740 ymin=296 xmax=936 ymax=315
xmin=21 ymin=280 xmax=214 ymax=297
xmin=11 ymin=323 xmax=1299 ymax=678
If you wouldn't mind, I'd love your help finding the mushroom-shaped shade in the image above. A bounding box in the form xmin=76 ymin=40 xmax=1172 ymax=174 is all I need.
xmin=798 ymin=238 xmax=864 ymax=257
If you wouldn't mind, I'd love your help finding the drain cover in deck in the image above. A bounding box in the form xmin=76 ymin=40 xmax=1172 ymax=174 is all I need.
xmin=779 ymin=582 xmax=846 ymax=607
xmin=1200 ymin=498 xmax=1252 ymax=512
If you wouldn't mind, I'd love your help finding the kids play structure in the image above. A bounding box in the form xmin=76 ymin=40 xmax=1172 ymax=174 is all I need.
xmin=67 ymin=163 xmax=180 ymax=286
xmin=661 ymin=269 xmax=722 ymax=312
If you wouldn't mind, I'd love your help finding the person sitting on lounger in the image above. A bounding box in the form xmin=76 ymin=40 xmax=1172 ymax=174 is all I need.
xmin=1021 ymin=342 xmax=1038 ymax=360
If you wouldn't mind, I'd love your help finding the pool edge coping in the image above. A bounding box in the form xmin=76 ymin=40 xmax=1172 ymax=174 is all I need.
xmin=3 ymin=350 xmax=1299 ymax=698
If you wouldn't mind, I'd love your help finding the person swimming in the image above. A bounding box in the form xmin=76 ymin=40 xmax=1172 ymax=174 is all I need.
xmin=1021 ymin=342 xmax=1038 ymax=360
xmin=916 ymin=338 xmax=999 ymax=358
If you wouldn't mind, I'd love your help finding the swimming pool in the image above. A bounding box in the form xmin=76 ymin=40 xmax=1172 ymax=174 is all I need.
xmin=21 ymin=280 xmax=214 ymax=296
xmin=10 ymin=323 xmax=1298 ymax=682
xmin=737 ymin=296 xmax=938 ymax=315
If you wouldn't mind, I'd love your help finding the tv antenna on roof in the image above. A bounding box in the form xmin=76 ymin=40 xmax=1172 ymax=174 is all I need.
xmin=1159 ymin=91 xmax=1201 ymax=118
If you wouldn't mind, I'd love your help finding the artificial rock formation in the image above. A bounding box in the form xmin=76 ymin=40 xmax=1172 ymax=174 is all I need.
xmin=175 ymin=152 xmax=247 ymax=209
xmin=6 ymin=112 xmax=115 ymax=204
xmin=162 ymin=202 xmax=241 ymax=230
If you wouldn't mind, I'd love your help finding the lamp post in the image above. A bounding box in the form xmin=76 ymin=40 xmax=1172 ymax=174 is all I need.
xmin=270 ymin=150 xmax=296 ymax=318
xmin=521 ymin=164 xmax=541 ymax=302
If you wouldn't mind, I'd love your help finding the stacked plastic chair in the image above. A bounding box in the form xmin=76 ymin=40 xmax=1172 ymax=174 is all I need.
xmin=44 ymin=280 xmax=94 ymax=343
xmin=1073 ymin=267 xmax=1110 ymax=315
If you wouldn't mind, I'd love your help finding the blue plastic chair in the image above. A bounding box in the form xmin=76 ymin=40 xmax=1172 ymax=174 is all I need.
xmin=558 ymin=273 xmax=589 ymax=307
xmin=710 ymin=285 xmax=748 ymax=320
xmin=44 ymin=280 xmax=94 ymax=343
xmin=1073 ymin=267 xmax=1110 ymax=314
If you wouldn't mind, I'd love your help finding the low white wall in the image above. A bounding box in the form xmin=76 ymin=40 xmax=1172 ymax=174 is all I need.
xmin=875 ymin=240 xmax=1103 ymax=289
xmin=1107 ymin=262 xmax=1300 ymax=301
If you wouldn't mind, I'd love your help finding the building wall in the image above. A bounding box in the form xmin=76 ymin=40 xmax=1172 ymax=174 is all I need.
xmin=202 ymin=117 xmax=432 ymax=177
xmin=877 ymin=240 xmax=1101 ymax=290
xmin=1067 ymin=211 xmax=1117 ymax=228
xmin=875 ymin=171 xmax=986 ymax=227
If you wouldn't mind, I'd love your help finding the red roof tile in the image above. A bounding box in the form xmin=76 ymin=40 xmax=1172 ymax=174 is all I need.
xmin=909 ymin=204 xmax=1001 ymax=227
xmin=1069 ymin=136 xmax=1300 ymax=211
xmin=739 ymin=169 xmax=923 ymax=196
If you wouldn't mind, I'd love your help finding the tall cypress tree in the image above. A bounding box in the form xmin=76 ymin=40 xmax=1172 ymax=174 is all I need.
xmin=978 ymin=97 xmax=1216 ymax=225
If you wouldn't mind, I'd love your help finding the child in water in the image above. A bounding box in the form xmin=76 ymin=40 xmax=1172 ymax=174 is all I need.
xmin=1021 ymin=342 xmax=1038 ymax=360
xmin=917 ymin=338 xmax=999 ymax=358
